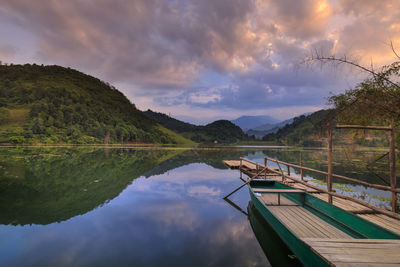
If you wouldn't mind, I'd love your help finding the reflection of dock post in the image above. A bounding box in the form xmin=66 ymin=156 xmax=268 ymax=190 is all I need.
xmin=389 ymin=123 xmax=397 ymax=212
xmin=327 ymin=122 xmax=333 ymax=204
xmin=240 ymin=158 xmax=243 ymax=180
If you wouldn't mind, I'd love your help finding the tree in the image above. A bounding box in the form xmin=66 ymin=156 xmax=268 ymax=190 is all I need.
xmin=0 ymin=107 xmax=9 ymax=124
xmin=304 ymin=43 xmax=400 ymax=126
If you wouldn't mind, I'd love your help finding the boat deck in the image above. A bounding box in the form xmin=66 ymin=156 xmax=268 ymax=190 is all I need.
xmin=258 ymin=194 xmax=352 ymax=239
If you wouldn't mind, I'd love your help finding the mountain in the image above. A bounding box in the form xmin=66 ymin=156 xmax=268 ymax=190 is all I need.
xmin=0 ymin=64 xmax=193 ymax=145
xmin=246 ymin=118 xmax=294 ymax=139
xmin=230 ymin=115 xmax=279 ymax=131
xmin=145 ymin=109 xmax=248 ymax=143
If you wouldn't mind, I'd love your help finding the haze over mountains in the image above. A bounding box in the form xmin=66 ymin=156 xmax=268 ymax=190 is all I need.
xmin=230 ymin=115 xmax=279 ymax=131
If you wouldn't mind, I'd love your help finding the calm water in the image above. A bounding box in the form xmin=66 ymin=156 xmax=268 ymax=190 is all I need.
xmin=0 ymin=147 xmax=398 ymax=266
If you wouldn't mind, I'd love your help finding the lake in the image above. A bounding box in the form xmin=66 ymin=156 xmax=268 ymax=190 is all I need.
xmin=0 ymin=147 xmax=398 ymax=266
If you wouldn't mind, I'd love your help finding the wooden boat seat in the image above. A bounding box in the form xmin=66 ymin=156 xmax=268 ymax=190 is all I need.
xmin=258 ymin=194 xmax=353 ymax=239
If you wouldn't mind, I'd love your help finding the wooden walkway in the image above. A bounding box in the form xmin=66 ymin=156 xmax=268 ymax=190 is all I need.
xmin=223 ymin=159 xmax=400 ymax=235
xmin=302 ymin=238 xmax=400 ymax=266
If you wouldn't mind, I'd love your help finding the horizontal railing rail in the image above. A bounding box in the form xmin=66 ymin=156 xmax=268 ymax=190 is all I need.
xmin=264 ymin=157 xmax=400 ymax=194
xmin=237 ymin=157 xmax=400 ymax=220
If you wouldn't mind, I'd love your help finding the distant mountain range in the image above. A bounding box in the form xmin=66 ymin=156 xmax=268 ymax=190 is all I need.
xmin=246 ymin=118 xmax=294 ymax=139
xmin=144 ymin=110 xmax=249 ymax=143
xmin=230 ymin=115 xmax=279 ymax=131
xmin=231 ymin=113 xmax=314 ymax=139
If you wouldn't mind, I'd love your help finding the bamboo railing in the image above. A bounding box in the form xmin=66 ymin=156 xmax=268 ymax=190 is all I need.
xmin=240 ymin=157 xmax=400 ymax=220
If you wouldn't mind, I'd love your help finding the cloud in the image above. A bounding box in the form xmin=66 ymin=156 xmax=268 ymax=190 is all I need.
xmin=187 ymin=185 xmax=221 ymax=198
xmin=0 ymin=0 xmax=266 ymax=89
xmin=0 ymin=0 xmax=399 ymax=122
xmin=0 ymin=44 xmax=17 ymax=60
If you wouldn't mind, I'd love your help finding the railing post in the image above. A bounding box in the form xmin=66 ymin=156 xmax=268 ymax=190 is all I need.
xmin=264 ymin=158 xmax=267 ymax=179
xmin=300 ymin=153 xmax=304 ymax=181
xmin=327 ymin=122 xmax=333 ymax=204
xmin=389 ymin=124 xmax=397 ymax=212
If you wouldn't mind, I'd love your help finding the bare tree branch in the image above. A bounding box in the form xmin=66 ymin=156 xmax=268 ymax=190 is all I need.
xmin=305 ymin=54 xmax=400 ymax=90
xmin=391 ymin=41 xmax=400 ymax=60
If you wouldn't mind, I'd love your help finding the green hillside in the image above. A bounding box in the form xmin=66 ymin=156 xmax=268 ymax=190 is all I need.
xmin=262 ymin=110 xmax=332 ymax=146
xmin=144 ymin=109 xmax=249 ymax=143
xmin=262 ymin=109 xmax=392 ymax=147
xmin=0 ymin=64 xmax=193 ymax=145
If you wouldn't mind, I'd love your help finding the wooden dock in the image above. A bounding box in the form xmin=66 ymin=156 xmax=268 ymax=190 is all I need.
xmin=302 ymin=238 xmax=400 ymax=266
xmin=223 ymin=159 xmax=400 ymax=235
xmin=223 ymin=159 xmax=400 ymax=266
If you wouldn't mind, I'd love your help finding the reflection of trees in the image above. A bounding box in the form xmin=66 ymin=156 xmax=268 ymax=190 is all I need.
xmin=143 ymin=149 xmax=251 ymax=177
xmin=0 ymin=148 xmax=179 ymax=225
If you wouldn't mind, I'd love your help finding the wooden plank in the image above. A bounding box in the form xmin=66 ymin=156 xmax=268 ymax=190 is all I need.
xmin=358 ymin=214 xmax=400 ymax=234
xmin=303 ymin=238 xmax=400 ymax=244
xmin=253 ymin=189 xmax=305 ymax=193
xmin=284 ymin=207 xmax=338 ymax=238
xmin=314 ymin=247 xmax=400 ymax=255
xmin=268 ymin=205 xmax=352 ymax=239
xmin=311 ymin=193 xmax=374 ymax=214
xmin=302 ymin=238 xmax=400 ymax=266
xmin=287 ymin=207 xmax=351 ymax=239
xmin=335 ymin=264 xmax=400 ymax=267
xmin=322 ymin=253 xmax=400 ymax=264
xmin=258 ymin=194 xmax=296 ymax=206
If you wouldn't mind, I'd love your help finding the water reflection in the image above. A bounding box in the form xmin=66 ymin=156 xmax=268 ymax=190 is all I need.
xmin=0 ymin=146 xmax=396 ymax=266
xmin=0 ymin=148 xmax=269 ymax=267
xmin=0 ymin=148 xmax=181 ymax=225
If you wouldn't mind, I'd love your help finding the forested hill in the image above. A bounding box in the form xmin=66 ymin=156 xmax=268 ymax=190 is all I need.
xmin=262 ymin=109 xmax=332 ymax=146
xmin=144 ymin=109 xmax=249 ymax=143
xmin=0 ymin=64 xmax=193 ymax=144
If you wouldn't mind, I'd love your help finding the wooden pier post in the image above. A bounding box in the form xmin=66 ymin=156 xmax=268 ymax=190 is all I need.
xmin=327 ymin=122 xmax=333 ymax=204
xmin=287 ymin=165 xmax=291 ymax=176
xmin=389 ymin=123 xmax=397 ymax=212
xmin=300 ymin=153 xmax=304 ymax=181
xmin=264 ymin=158 xmax=267 ymax=179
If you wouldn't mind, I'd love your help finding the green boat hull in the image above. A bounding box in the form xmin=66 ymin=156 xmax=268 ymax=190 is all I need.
xmin=249 ymin=179 xmax=400 ymax=267
xmin=248 ymin=202 xmax=302 ymax=267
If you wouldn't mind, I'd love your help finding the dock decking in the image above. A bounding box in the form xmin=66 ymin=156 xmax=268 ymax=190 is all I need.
xmin=302 ymin=238 xmax=400 ymax=266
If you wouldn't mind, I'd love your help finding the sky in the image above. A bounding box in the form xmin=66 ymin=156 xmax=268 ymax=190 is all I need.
xmin=0 ymin=0 xmax=399 ymax=125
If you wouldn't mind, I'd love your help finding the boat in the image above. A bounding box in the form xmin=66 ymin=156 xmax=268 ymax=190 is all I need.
xmin=248 ymin=201 xmax=302 ymax=267
xmin=248 ymin=179 xmax=400 ymax=266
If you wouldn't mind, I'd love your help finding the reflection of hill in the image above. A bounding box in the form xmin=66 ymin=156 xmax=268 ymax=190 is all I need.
xmin=247 ymin=202 xmax=301 ymax=267
xmin=0 ymin=148 xmax=179 ymax=225
xmin=143 ymin=149 xmax=249 ymax=177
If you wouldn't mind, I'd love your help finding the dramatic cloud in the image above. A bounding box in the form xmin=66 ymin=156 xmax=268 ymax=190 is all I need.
xmin=0 ymin=0 xmax=399 ymax=123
